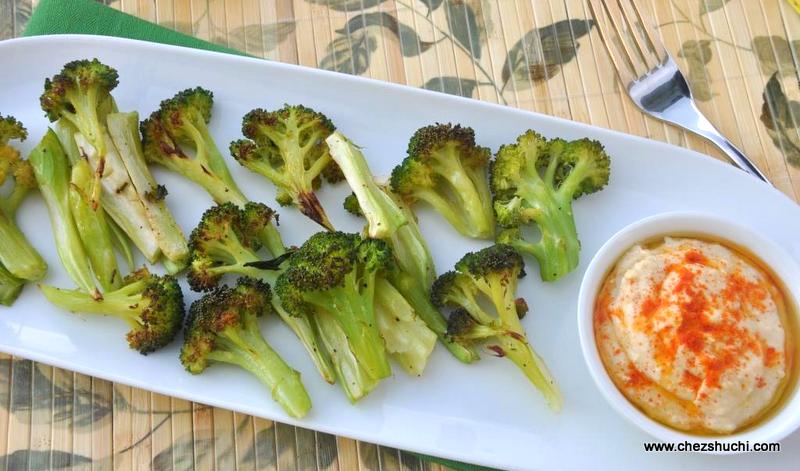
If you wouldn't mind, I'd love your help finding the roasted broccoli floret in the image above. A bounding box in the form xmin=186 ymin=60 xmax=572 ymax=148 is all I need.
xmin=187 ymin=202 xmax=283 ymax=292
xmin=431 ymin=244 xmax=561 ymax=410
xmin=180 ymin=277 xmax=311 ymax=418
xmin=40 ymin=268 xmax=184 ymax=354
xmin=187 ymin=203 xmax=334 ymax=384
xmin=327 ymin=132 xmax=478 ymax=365
xmin=141 ymin=87 xmax=248 ymax=207
xmin=230 ymin=104 xmax=341 ymax=231
xmin=390 ymin=123 xmax=494 ymax=239
xmin=40 ymin=59 xmax=118 ymax=158
xmin=41 ymin=59 xmax=172 ymax=263
xmin=0 ymin=115 xmax=47 ymax=286
xmin=276 ymin=232 xmax=392 ymax=381
xmin=29 ymin=130 xmax=98 ymax=295
xmin=492 ymin=131 xmax=610 ymax=281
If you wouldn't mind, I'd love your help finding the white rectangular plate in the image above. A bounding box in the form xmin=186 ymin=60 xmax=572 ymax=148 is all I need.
xmin=1 ymin=35 xmax=799 ymax=471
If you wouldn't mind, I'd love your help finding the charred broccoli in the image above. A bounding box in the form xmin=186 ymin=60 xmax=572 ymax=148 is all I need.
xmin=187 ymin=203 xmax=334 ymax=384
xmin=390 ymin=123 xmax=494 ymax=239
xmin=40 ymin=268 xmax=184 ymax=354
xmin=327 ymin=132 xmax=478 ymax=366
xmin=431 ymin=244 xmax=561 ymax=410
xmin=0 ymin=115 xmax=47 ymax=287
xmin=230 ymin=104 xmax=341 ymax=231
xmin=187 ymin=202 xmax=283 ymax=292
xmin=492 ymin=131 xmax=610 ymax=281
xmin=275 ymin=232 xmax=392 ymax=381
xmin=41 ymin=59 xmax=184 ymax=264
xmin=40 ymin=59 xmax=118 ymax=159
xmin=141 ymin=87 xmax=248 ymax=207
xmin=180 ymin=277 xmax=311 ymax=418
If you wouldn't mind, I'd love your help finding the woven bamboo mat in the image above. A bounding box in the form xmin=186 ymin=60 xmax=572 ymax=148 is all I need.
xmin=1 ymin=0 xmax=800 ymax=469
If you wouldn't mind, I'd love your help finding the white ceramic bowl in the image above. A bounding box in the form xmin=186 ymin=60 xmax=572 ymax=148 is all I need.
xmin=577 ymin=211 xmax=800 ymax=450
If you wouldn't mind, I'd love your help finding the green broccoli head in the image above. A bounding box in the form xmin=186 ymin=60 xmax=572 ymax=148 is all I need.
xmin=491 ymin=130 xmax=610 ymax=281
xmin=40 ymin=267 xmax=185 ymax=354
xmin=230 ymin=104 xmax=340 ymax=230
xmin=343 ymin=192 xmax=363 ymax=216
xmin=389 ymin=123 xmax=495 ymax=239
xmin=155 ymin=87 xmax=213 ymax=143
xmin=179 ymin=277 xmax=311 ymax=418
xmin=181 ymin=277 xmax=272 ymax=373
xmin=121 ymin=268 xmax=185 ymax=353
xmin=432 ymin=244 xmax=561 ymax=409
xmin=431 ymin=244 xmax=524 ymax=319
xmin=275 ymin=232 xmax=378 ymax=311
xmin=0 ymin=115 xmax=27 ymax=146
xmin=187 ymin=203 xmax=276 ymax=292
xmin=445 ymin=307 xmax=502 ymax=343
xmin=141 ymin=88 xmax=247 ymax=206
xmin=455 ymin=242 xmax=526 ymax=280
xmin=40 ymin=59 xmax=119 ymax=154
xmin=275 ymin=231 xmax=392 ymax=380
xmin=0 ymin=116 xmax=36 ymax=211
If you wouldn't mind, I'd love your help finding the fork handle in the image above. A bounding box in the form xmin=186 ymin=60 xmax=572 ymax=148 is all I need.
xmin=688 ymin=107 xmax=771 ymax=184
xmin=700 ymin=130 xmax=771 ymax=184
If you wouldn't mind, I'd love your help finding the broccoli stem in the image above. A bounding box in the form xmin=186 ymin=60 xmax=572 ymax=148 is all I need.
xmin=513 ymin=183 xmax=580 ymax=281
xmin=430 ymin=149 xmax=494 ymax=237
xmin=0 ymin=209 xmax=47 ymax=282
xmin=29 ymin=130 xmax=98 ymax=295
xmin=39 ymin=283 xmax=145 ymax=328
xmin=54 ymin=120 xmax=82 ymax=165
xmin=2 ymin=179 xmax=31 ymax=218
xmin=315 ymin=308 xmax=380 ymax=402
xmin=107 ymin=112 xmax=188 ymax=265
xmin=304 ymin=272 xmax=391 ymax=380
xmin=325 ymin=132 xmax=406 ymax=239
xmin=375 ymin=278 xmax=437 ymax=376
xmin=390 ymin=271 xmax=479 ymax=363
xmin=69 ymin=158 xmax=122 ymax=291
xmin=483 ymin=274 xmax=562 ymax=411
xmin=208 ymin=323 xmax=311 ymax=418
xmin=260 ymin=223 xmax=286 ymax=258
xmin=75 ymin=132 xmax=161 ymax=262
xmin=272 ymin=299 xmax=336 ymax=384
xmin=192 ymin=122 xmax=241 ymax=192
xmin=389 ymin=214 xmax=436 ymax=289
xmin=500 ymin=335 xmax=562 ymax=412
xmin=63 ymin=88 xmax=105 ymax=156
xmin=0 ymin=264 xmax=24 ymax=306
xmin=150 ymin=153 xmax=250 ymax=209
xmin=296 ymin=191 xmax=335 ymax=232
xmin=107 ymin=217 xmax=135 ymax=271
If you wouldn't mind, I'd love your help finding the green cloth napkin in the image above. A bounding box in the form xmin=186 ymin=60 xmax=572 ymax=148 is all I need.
xmin=23 ymin=0 xmax=499 ymax=470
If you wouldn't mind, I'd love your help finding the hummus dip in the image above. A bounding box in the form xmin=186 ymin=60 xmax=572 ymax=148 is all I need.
xmin=594 ymin=237 xmax=790 ymax=434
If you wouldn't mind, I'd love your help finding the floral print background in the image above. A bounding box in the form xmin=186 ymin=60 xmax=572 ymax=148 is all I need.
xmin=1 ymin=0 xmax=800 ymax=469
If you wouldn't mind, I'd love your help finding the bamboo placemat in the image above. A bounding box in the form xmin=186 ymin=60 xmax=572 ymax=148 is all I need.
xmin=2 ymin=0 xmax=800 ymax=469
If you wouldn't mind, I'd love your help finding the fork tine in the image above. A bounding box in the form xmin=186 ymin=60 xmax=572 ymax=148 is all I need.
xmin=598 ymin=0 xmax=650 ymax=78
xmin=615 ymin=0 xmax=658 ymax=70
xmin=620 ymin=0 xmax=669 ymax=66
xmin=587 ymin=0 xmax=638 ymax=86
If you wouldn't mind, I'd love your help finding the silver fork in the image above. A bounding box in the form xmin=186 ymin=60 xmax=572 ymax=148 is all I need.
xmin=587 ymin=0 xmax=771 ymax=183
